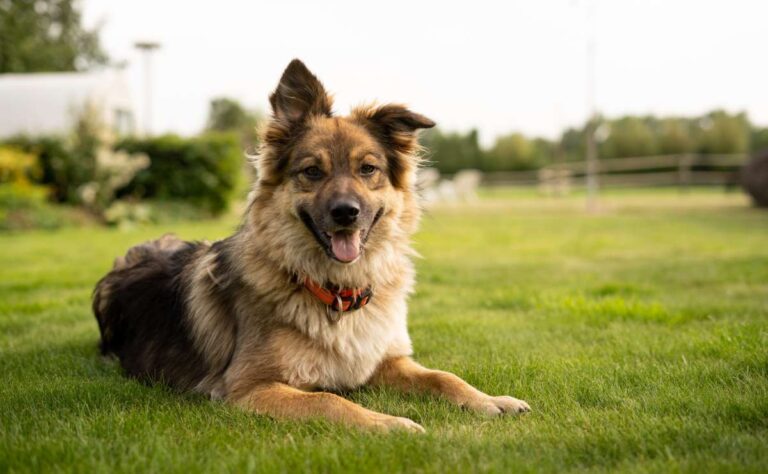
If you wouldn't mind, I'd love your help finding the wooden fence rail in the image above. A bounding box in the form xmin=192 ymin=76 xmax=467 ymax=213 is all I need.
xmin=479 ymin=154 xmax=746 ymax=192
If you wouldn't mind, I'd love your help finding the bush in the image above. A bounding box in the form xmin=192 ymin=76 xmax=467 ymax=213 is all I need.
xmin=4 ymin=102 xmax=149 ymax=213
xmin=116 ymin=133 xmax=242 ymax=214
xmin=0 ymin=146 xmax=42 ymax=185
xmin=4 ymin=135 xmax=94 ymax=203
xmin=79 ymin=147 xmax=149 ymax=213
xmin=0 ymin=145 xmax=90 ymax=230
xmin=0 ymin=146 xmax=50 ymax=225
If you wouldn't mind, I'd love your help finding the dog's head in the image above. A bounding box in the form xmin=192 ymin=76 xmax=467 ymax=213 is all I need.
xmin=251 ymin=60 xmax=434 ymax=268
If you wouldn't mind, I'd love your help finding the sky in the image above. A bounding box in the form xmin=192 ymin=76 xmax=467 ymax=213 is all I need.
xmin=82 ymin=0 xmax=768 ymax=145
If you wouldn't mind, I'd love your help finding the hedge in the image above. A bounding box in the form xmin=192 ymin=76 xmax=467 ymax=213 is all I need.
xmin=4 ymin=135 xmax=95 ymax=204
xmin=116 ymin=132 xmax=242 ymax=214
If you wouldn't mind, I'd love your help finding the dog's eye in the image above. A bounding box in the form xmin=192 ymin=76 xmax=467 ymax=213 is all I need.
xmin=360 ymin=164 xmax=377 ymax=176
xmin=303 ymin=166 xmax=324 ymax=180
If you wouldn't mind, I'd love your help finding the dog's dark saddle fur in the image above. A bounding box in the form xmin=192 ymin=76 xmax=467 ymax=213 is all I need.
xmin=94 ymin=235 xmax=221 ymax=390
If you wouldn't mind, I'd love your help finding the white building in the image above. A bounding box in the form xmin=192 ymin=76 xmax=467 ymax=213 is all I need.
xmin=0 ymin=69 xmax=135 ymax=138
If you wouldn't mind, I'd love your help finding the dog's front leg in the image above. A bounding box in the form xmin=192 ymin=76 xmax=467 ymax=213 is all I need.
xmin=233 ymin=382 xmax=425 ymax=432
xmin=370 ymin=356 xmax=530 ymax=416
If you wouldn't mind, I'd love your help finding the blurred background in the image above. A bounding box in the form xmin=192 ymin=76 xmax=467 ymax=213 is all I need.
xmin=1 ymin=0 xmax=767 ymax=229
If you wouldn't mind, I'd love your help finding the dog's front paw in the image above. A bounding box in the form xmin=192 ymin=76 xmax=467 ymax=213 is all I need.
xmin=371 ymin=415 xmax=426 ymax=433
xmin=467 ymin=395 xmax=531 ymax=416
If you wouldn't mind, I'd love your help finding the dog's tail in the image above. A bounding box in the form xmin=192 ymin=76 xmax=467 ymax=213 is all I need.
xmin=92 ymin=234 xmax=187 ymax=355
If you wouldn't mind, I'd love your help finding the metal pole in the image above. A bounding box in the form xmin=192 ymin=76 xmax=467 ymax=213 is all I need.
xmin=143 ymin=50 xmax=152 ymax=135
xmin=134 ymin=41 xmax=160 ymax=137
xmin=586 ymin=115 xmax=598 ymax=210
xmin=585 ymin=1 xmax=599 ymax=212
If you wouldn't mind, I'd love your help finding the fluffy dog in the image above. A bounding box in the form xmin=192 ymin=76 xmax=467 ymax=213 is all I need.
xmin=93 ymin=59 xmax=530 ymax=432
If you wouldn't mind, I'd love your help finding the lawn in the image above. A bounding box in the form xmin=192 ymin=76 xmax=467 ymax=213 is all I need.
xmin=1 ymin=189 xmax=767 ymax=473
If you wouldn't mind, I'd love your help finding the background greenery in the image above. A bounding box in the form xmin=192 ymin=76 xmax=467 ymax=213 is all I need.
xmin=1 ymin=189 xmax=766 ymax=473
xmin=5 ymin=1 xmax=768 ymax=176
xmin=116 ymin=133 xmax=243 ymax=214
xmin=0 ymin=0 xmax=107 ymax=73
xmin=422 ymin=110 xmax=768 ymax=174
xmin=0 ymin=130 xmax=244 ymax=230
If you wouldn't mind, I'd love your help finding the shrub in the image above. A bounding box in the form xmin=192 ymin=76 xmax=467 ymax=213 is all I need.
xmin=0 ymin=145 xmax=80 ymax=230
xmin=116 ymin=133 xmax=242 ymax=214
xmin=0 ymin=146 xmax=42 ymax=185
xmin=79 ymin=147 xmax=149 ymax=213
xmin=4 ymin=135 xmax=93 ymax=203
xmin=4 ymin=102 xmax=149 ymax=212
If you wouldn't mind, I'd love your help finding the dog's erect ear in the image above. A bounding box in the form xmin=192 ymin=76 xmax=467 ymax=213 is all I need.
xmin=353 ymin=104 xmax=435 ymax=188
xmin=269 ymin=59 xmax=333 ymax=122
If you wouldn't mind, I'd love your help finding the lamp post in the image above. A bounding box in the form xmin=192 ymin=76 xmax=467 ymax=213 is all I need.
xmin=134 ymin=41 xmax=161 ymax=136
xmin=584 ymin=1 xmax=599 ymax=212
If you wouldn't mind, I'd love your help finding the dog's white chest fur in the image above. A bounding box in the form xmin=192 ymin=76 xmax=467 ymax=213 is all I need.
xmin=275 ymin=297 xmax=412 ymax=390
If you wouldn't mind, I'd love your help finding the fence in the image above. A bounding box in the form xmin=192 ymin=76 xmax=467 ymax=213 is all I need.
xmin=480 ymin=154 xmax=746 ymax=193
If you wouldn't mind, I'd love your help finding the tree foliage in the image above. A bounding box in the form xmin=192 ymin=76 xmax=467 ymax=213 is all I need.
xmin=204 ymin=97 xmax=262 ymax=152
xmin=601 ymin=116 xmax=657 ymax=158
xmin=205 ymin=98 xmax=250 ymax=132
xmin=420 ymin=129 xmax=483 ymax=174
xmin=696 ymin=110 xmax=750 ymax=155
xmin=657 ymin=118 xmax=694 ymax=155
xmin=486 ymin=133 xmax=551 ymax=171
xmin=0 ymin=0 xmax=108 ymax=73
xmin=422 ymin=110 xmax=762 ymax=174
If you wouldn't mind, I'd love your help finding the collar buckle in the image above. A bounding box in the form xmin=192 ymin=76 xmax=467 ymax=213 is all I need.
xmin=326 ymin=294 xmax=344 ymax=323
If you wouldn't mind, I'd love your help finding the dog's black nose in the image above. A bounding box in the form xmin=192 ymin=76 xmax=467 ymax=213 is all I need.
xmin=330 ymin=200 xmax=360 ymax=226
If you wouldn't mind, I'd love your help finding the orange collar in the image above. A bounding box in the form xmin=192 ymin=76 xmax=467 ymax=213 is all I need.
xmin=300 ymin=276 xmax=373 ymax=321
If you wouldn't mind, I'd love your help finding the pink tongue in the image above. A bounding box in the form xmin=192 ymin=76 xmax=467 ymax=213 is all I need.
xmin=330 ymin=230 xmax=361 ymax=262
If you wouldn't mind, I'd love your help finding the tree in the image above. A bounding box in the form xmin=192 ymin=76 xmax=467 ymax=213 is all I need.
xmin=486 ymin=133 xmax=552 ymax=171
xmin=657 ymin=118 xmax=694 ymax=155
xmin=600 ymin=116 xmax=658 ymax=158
xmin=420 ymin=128 xmax=484 ymax=174
xmin=420 ymin=109 xmax=759 ymax=173
xmin=204 ymin=97 xmax=263 ymax=151
xmin=0 ymin=0 xmax=108 ymax=73
xmin=560 ymin=127 xmax=586 ymax=162
xmin=205 ymin=98 xmax=250 ymax=132
xmin=695 ymin=110 xmax=750 ymax=154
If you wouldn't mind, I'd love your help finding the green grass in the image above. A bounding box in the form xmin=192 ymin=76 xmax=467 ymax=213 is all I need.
xmin=1 ymin=189 xmax=767 ymax=473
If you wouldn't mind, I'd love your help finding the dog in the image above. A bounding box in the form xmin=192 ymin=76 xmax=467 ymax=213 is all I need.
xmin=93 ymin=59 xmax=530 ymax=432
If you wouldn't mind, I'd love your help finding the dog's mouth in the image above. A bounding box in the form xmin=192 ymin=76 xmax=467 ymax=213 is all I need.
xmin=299 ymin=208 xmax=384 ymax=264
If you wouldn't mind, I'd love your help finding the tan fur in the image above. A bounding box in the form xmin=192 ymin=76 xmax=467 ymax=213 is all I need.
xmin=370 ymin=357 xmax=531 ymax=416
xmin=236 ymin=382 xmax=424 ymax=432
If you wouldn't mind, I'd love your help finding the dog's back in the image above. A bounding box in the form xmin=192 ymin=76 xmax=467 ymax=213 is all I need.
xmin=93 ymin=234 xmax=211 ymax=390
